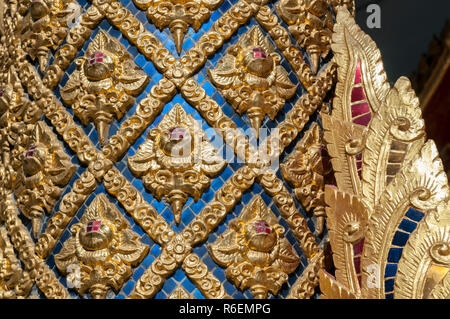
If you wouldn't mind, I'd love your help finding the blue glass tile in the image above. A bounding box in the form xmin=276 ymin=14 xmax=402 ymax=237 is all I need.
xmin=384 ymin=278 xmax=395 ymax=293
xmin=193 ymin=289 xmax=205 ymax=299
xmin=398 ymin=219 xmax=418 ymax=233
xmin=213 ymin=268 xmax=226 ymax=282
xmin=224 ymin=281 xmax=235 ymax=296
xmin=152 ymin=200 xmax=166 ymax=213
xmin=151 ymin=244 xmax=162 ymax=257
xmin=194 ymin=245 xmax=207 ymax=258
xmin=132 ymin=267 xmax=145 ymax=281
xmin=173 ymin=268 xmax=186 ymax=282
xmin=384 ymin=263 xmax=398 ymax=278
xmin=233 ymin=291 xmax=245 ymax=299
xmin=392 ymin=231 xmax=410 ymax=247
xmin=164 ymin=278 xmax=177 ymax=294
xmin=141 ymin=254 xmax=155 ymax=269
xmin=385 ymin=293 xmax=394 ymax=299
xmin=387 ymin=248 xmax=403 ymax=263
xmin=122 ymin=280 xmax=135 ymax=295
xmin=181 ymin=208 xmax=195 ymax=225
xmin=182 ymin=278 xmax=196 ymax=293
xmin=405 ymin=208 xmax=425 ymax=222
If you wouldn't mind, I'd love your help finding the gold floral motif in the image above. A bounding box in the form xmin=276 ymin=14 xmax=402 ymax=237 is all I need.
xmin=14 ymin=121 xmax=77 ymax=238
xmin=20 ymin=0 xmax=82 ymax=72
xmin=209 ymin=26 xmax=297 ymax=138
xmin=133 ymin=0 xmax=224 ymax=55
xmin=319 ymin=7 xmax=450 ymax=299
xmin=281 ymin=123 xmax=329 ymax=234
xmin=55 ymin=194 xmax=149 ymax=298
xmin=209 ymin=195 xmax=301 ymax=299
xmin=128 ymin=104 xmax=226 ymax=225
xmin=61 ymin=30 xmax=150 ymax=146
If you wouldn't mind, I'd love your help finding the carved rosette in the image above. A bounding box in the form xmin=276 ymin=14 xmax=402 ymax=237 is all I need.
xmin=281 ymin=123 xmax=330 ymax=235
xmin=208 ymin=26 xmax=297 ymax=138
xmin=209 ymin=195 xmax=301 ymax=299
xmin=60 ymin=30 xmax=150 ymax=146
xmin=128 ymin=103 xmax=226 ymax=225
xmin=319 ymin=7 xmax=450 ymax=299
xmin=133 ymin=0 xmax=224 ymax=55
xmin=54 ymin=194 xmax=149 ymax=299
xmin=20 ymin=0 xmax=82 ymax=72
xmin=14 ymin=121 xmax=76 ymax=238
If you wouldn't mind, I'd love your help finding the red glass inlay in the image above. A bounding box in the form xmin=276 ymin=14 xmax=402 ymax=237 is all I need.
xmin=351 ymin=86 xmax=366 ymax=103
xmin=353 ymin=113 xmax=372 ymax=127
xmin=351 ymin=102 xmax=371 ymax=118
xmin=353 ymin=256 xmax=361 ymax=274
xmin=353 ymin=238 xmax=365 ymax=256
xmin=354 ymin=61 xmax=362 ymax=85
xmin=253 ymin=47 xmax=267 ymax=59
xmin=89 ymin=52 xmax=105 ymax=65
xmin=24 ymin=145 xmax=37 ymax=158
xmin=86 ymin=220 xmax=102 ymax=233
xmin=255 ymin=220 xmax=271 ymax=234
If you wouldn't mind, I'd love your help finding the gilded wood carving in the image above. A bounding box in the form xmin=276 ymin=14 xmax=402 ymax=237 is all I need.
xmin=319 ymin=7 xmax=450 ymax=299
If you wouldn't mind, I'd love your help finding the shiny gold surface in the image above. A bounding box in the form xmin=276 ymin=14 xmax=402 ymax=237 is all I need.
xmin=0 ymin=0 xmax=448 ymax=300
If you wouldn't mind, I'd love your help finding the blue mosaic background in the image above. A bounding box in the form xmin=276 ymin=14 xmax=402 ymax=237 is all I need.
xmin=15 ymin=0 xmax=381 ymax=300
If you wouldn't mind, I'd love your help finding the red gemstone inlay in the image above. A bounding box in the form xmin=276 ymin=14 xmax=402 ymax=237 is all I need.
xmin=169 ymin=127 xmax=187 ymax=141
xmin=353 ymin=256 xmax=361 ymax=274
xmin=353 ymin=238 xmax=365 ymax=256
xmin=255 ymin=220 xmax=271 ymax=234
xmin=89 ymin=52 xmax=104 ymax=65
xmin=351 ymin=102 xmax=370 ymax=118
xmin=354 ymin=61 xmax=362 ymax=85
xmin=253 ymin=47 xmax=267 ymax=59
xmin=24 ymin=145 xmax=37 ymax=158
xmin=351 ymin=86 xmax=366 ymax=103
xmin=86 ymin=220 xmax=102 ymax=233
xmin=353 ymin=113 xmax=372 ymax=127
